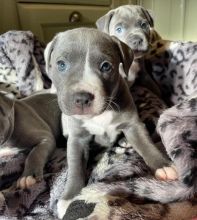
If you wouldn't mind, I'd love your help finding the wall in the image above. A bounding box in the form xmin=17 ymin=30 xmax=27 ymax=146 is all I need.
xmin=138 ymin=0 xmax=197 ymax=41
xmin=0 ymin=0 xmax=20 ymax=33
xmin=1 ymin=0 xmax=197 ymax=42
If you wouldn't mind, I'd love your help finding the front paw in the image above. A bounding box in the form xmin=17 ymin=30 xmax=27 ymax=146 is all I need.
xmin=62 ymin=177 xmax=85 ymax=200
xmin=155 ymin=165 xmax=178 ymax=181
xmin=56 ymin=182 xmax=83 ymax=219
xmin=57 ymin=199 xmax=71 ymax=219
xmin=17 ymin=168 xmax=43 ymax=189
xmin=17 ymin=175 xmax=42 ymax=189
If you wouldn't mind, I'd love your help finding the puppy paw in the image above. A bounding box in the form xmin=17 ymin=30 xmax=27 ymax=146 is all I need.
xmin=17 ymin=176 xmax=40 ymax=189
xmin=57 ymin=199 xmax=71 ymax=219
xmin=155 ymin=165 xmax=178 ymax=181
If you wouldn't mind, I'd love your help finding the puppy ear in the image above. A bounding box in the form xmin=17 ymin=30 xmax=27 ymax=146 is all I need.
xmin=44 ymin=37 xmax=57 ymax=75
xmin=150 ymin=29 xmax=162 ymax=43
xmin=96 ymin=10 xmax=115 ymax=33
xmin=112 ymin=36 xmax=134 ymax=76
xmin=141 ymin=8 xmax=154 ymax=27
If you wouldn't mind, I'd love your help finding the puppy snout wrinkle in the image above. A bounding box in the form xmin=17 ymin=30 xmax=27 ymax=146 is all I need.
xmin=73 ymin=92 xmax=94 ymax=108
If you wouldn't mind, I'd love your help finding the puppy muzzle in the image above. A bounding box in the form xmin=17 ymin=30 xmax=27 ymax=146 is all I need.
xmin=73 ymin=92 xmax=94 ymax=111
xmin=126 ymin=34 xmax=149 ymax=56
xmin=67 ymin=91 xmax=95 ymax=115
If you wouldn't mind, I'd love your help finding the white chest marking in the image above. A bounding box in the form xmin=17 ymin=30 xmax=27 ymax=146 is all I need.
xmin=82 ymin=111 xmax=120 ymax=143
xmin=61 ymin=111 xmax=121 ymax=144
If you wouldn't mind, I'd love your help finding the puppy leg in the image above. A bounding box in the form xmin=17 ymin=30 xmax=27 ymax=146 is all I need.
xmin=123 ymin=115 xmax=173 ymax=173
xmin=17 ymin=135 xmax=55 ymax=189
xmin=57 ymin=132 xmax=91 ymax=219
xmin=61 ymin=133 xmax=91 ymax=200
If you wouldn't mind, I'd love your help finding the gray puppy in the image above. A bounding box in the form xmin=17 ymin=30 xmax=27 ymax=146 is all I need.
xmin=44 ymin=28 xmax=172 ymax=218
xmin=96 ymin=5 xmax=160 ymax=57
xmin=96 ymin=5 xmax=162 ymax=94
xmin=0 ymin=92 xmax=61 ymax=189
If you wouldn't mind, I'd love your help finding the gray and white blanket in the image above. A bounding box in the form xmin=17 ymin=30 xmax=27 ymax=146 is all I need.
xmin=0 ymin=31 xmax=196 ymax=220
xmin=0 ymin=30 xmax=51 ymax=98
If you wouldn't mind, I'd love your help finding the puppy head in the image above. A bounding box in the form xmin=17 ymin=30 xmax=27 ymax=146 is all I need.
xmin=45 ymin=28 xmax=133 ymax=118
xmin=96 ymin=5 xmax=157 ymax=57
xmin=0 ymin=92 xmax=14 ymax=144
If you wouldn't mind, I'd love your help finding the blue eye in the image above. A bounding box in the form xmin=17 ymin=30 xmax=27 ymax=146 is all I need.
xmin=115 ymin=26 xmax=124 ymax=34
xmin=141 ymin=21 xmax=148 ymax=30
xmin=57 ymin=60 xmax=68 ymax=72
xmin=100 ymin=61 xmax=112 ymax=73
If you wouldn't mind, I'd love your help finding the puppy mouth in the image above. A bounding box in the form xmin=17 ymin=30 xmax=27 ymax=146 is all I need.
xmin=72 ymin=107 xmax=96 ymax=116
xmin=59 ymin=92 xmax=105 ymax=117
xmin=130 ymin=44 xmax=149 ymax=53
xmin=126 ymin=34 xmax=149 ymax=56
xmin=59 ymin=101 xmax=98 ymax=116
xmin=71 ymin=105 xmax=105 ymax=118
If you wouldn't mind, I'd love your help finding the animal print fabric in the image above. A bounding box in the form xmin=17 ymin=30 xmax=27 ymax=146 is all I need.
xmin=0 ymin=86 xmax=196 ymax=220
xmin=0 ymin=31 xmax=51 ymax=98
xmin=157 ymin=94 xmax=197 ymax=199
xmin=0 ymin=31 xmax=196 ymax=219
xmin=144 ymin=40 xmax=197 ymax=105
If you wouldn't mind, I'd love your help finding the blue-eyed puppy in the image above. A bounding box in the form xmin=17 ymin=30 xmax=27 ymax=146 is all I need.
xmin=44 ymin=28 xmax=171 ymax=218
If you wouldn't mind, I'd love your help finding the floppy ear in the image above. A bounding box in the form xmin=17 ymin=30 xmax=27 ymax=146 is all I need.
xmin=96 ymin=10 xmax=115 ymax=33
xmin=141 ymin=8 xmax=154 ymax=27
xmin=150 ymin=29 xmax=162 ymax=43
xmin=112 ymin=36 xmax=134 ymax=76
xmin=44 ymin=37 xmax=57 ymax=76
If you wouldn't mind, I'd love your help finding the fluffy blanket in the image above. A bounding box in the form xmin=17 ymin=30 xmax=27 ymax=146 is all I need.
xmin=0 ymin=31 xmax=196 ymax=220
xmin=0 ymin=31 xmax=51 ymax=98
xmin=144 ymin=40 xmax=197 ymax=105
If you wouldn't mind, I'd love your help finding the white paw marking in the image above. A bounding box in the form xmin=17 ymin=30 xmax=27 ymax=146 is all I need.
xmin=57 ymin=199 xmax=71 ymax=219
xmin=155 ymin=165 xmax=178 ymax=181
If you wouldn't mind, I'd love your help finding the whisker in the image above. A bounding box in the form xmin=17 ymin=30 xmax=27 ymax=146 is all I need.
xmin=104 ymin=96 xmax=120 ymax=112
xmin=110 ymin=100 xmax=120 ymax=112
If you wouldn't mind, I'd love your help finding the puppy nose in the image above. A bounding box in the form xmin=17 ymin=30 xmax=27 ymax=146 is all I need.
xmin=73 ymin=92 xmax=94 ymax=107
xmin=130 ymin=35 xmax=143 ymax=47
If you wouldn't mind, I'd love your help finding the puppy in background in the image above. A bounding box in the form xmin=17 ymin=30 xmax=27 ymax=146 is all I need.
xmin=44 ymin=28 xmax=176 ymax=218
xmin=96 ymin=5 xmax=197 ymax=105
xmin=96 ymin=5 xmax=162 ymax=95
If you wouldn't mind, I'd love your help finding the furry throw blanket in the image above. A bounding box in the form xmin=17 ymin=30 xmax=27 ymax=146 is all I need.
xmin=0 ymin=31 xmax=196 ymax=220
xmin=0 ymin=31 xmax=51 ymax=98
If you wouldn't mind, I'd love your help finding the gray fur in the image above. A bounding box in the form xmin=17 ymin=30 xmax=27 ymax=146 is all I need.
xmin=0 ymin=92 xmax=61 ymax=182
xmin=0 ymin=31 xmax=51 ymax=98
xmin=96 ymin=5 xmax=161 ymax=95
xmin=96 ymin=5 xmax=160 ymax=56
xmin=44 ymin=27 xmax=170 ymax=215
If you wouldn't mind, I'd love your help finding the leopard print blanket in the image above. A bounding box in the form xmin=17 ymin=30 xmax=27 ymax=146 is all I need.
xmin=144 ymin=40 xmax=197 ymax=105
xmin=0 ymin=86 xmax=196 ymax=220
xmin=0 ymin=32 xmax=196 ymax=219
xmin=0 ymin=31 xmax=51 ymax=98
